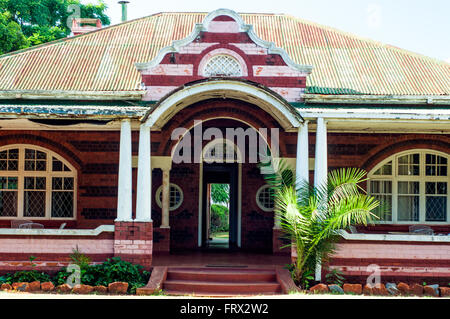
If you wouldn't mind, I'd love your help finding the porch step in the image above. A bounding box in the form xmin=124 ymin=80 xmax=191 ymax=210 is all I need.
xmin=162 ymin=267 xmax=282 ymax=296
xmin=167 ymin=267 xmax=277 ymax=283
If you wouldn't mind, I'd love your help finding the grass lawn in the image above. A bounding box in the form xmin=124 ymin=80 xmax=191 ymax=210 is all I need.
xmin=211 ymin=231 xmax=229 ymax=239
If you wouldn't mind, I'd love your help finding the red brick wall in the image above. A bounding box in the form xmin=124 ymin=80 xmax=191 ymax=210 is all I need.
xmin=326 ymin=239 xmax=450 ymax=285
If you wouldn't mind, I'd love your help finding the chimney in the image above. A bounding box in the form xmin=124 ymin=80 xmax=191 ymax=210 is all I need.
xmin=71 ymin=18 xmax=102 ymax=36
xmin=118 ymin=1 xmax=130 ymax=22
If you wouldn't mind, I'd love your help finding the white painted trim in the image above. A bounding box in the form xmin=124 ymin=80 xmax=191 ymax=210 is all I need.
xmin=0 ymin=90 xmax=144 ymax=101
xmin=237 ymin=162 xmax=242 ymax=248
xmin=135 ymin=8 xmax=312 ymax=75
xmin=339 ymin=230 xmax=450 ymax=242
xmin=198 ymin=161 xmax=203 ymax=247
xmin=0 ymin=224 xmax=114 ymax=236
xmin=143 ymin=79 xmax=303 ymax=130
xmin=0 ymin=144 xmax=77 ymax=220
xmin=300 ymin=108 xmax=450 ymax=120
xmin=116 ymin=119 xmax=133 ymax=222
xmin=135 ymin=125 xmax=152 ymax=222
xmin=304 ymin=94 xmax=450 ymax=105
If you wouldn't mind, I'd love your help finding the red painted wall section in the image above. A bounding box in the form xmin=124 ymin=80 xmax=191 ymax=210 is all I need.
xmin=138 ymin=14 xmax=308 ymax=103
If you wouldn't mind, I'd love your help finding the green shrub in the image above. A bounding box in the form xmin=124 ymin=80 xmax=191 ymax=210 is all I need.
xmin=0 ymin=270 xmax=51 ymax=284
xmin=210 ymin=204 xmax=229 ymax=233
xmin=53 ymin=257 xmax=150 ymax=294
xmin=325 ymin=268 xmax=345 ymax=287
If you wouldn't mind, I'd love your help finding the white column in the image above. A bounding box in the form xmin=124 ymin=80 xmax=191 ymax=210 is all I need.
xmin=161 ymin=168 xmax=170 ymax=228
xmin=314 ymin=117 xmax=328 ymax=189
xmin=296 ymin=121 xmax=309 ymax=185
xmin=135 ymin=125 xmax=152 ymax=222
xmin=116 ymin=119 xmax=133 ymax=222
xmin=314 ymin=117 xmax=328 ymax=281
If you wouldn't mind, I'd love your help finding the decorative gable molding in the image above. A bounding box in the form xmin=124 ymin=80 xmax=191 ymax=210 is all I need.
xmin=136 ymin=8 xmax=312 ymax=103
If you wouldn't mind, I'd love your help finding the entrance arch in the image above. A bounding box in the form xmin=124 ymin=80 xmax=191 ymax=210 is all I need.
xmin=168 ymin=117 xmax=275 ymax=251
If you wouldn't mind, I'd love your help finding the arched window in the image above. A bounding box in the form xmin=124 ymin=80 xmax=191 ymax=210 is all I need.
xmin=0 ymin=145 xmax=77 ymax=220
xmin=368 ymin=150 xmax=449 ymax=224
xmin=203 ymin=55 xmax=242 ymax=77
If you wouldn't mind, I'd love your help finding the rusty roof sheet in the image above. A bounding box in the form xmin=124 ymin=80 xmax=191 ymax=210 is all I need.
xmin=0 ymin=12 xmax=448 ymax=96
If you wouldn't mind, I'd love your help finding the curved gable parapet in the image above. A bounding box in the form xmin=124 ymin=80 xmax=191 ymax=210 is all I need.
xmin=141 ymin=78 xmax=304 ymax=131
xmin=136 ymin=8 xmax=312 ymax=103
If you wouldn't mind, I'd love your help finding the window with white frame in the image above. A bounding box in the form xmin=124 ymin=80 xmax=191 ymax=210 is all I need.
xmin=256 ymin=185 xmax=275 ymax=212
xmin=368 ymin=150 xmax=449 ymax=224
xmin=0 ymin=145 xmax=76 ymax=219
xmin=155 ymin=183 xmax=183 ymax=211
xmin=203 ymin=55 xmax=242 ymax=77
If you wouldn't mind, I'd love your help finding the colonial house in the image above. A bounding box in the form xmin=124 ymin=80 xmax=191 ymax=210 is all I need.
xmin=0 ymin=8 xmax=448 ymax=288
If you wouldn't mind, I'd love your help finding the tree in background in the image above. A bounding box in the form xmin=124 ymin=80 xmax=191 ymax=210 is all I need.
xmin=0 ymin=11 xmax=28 ymax=53
xmin=210 ymin=184 xmax=230 ymax=235
xmin=210 ymin=183 xmax=230 ymax=205
xmin=0 ymin=0 xmax=110 ymax=53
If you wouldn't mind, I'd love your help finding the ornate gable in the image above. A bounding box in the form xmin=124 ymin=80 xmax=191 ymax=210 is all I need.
xmin=136 ymin=8 xmax=313 ymax=102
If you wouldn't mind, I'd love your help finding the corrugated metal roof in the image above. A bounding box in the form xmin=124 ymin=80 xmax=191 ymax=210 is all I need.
xmin=0 ymin=12 xmax=448 ymax=96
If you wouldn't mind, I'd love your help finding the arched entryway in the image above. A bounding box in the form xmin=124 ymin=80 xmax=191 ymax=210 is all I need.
xmin=119 ymin=79 xmax=312 ymax=257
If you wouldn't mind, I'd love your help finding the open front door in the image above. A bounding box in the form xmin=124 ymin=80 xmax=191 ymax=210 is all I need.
xmin=202 ymin=163 xmax=238 ymax=250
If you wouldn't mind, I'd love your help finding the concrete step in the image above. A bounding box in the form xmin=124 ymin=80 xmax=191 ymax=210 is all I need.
xmin=163 ymin=279 xmax=282 ymax=294
xmin=167 ymin=267 xmax=277 ymax=283
xmin=163 ymin=290 xmax=278 ymax=297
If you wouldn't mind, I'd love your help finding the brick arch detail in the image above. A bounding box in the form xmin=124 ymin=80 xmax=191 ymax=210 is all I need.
xmin=0 ymin=134 xmax=83 ymax=170
xmin=362 ymin=138 xmax=450 ymax=172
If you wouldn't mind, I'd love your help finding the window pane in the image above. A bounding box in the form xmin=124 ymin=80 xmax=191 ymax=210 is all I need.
xmin=0 ymin=177 xmax=18 ymax=217
xmin=398 ymin=181 xmax=419 ymax=194
xmin=25 ymin=177 xmax=46 ymax=190
xmin=0 ymin=191 xmax=17 ymax=217
xmin=370 ymin=180 xmax=392 ymax=221
xmin=374 ymin=161 xmax=392 ymax=175
xmin=426 ymin=197 xmax=447 ymax=222
xmin=0 ymin=149 xmax=19 ymax=171
xmin=398 ymin=196 xmax=419 ymax=221
xmin=25 ymin=149 xmax=46 ymax=171
xmin=52 ymin=158 xmax=63 ymax=171
xmin=398 ymin=154 xmax=419 ymax=176
xmin=426 ymin=154 xmax=448 ymax=176
xmin=51 ymin=192 xmax=74 ymax=218
xmin=23 ymin=191 xmax=46 ymax=217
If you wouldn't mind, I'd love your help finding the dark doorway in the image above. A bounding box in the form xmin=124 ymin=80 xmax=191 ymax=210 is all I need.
xmin=202 ymin=163 xmax=238 ymax=250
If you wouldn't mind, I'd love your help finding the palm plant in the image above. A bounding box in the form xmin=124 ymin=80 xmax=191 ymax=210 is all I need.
xmin=263 ymin=162 xmax=379 ymax=287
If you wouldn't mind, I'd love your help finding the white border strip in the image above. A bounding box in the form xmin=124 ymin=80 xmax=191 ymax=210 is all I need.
xmin=339 ymin=230 xmax=450 ymax=242
xmin=0 ymin=225 xmax=114 ymax=236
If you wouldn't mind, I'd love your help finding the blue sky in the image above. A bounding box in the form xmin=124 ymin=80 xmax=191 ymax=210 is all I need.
xmin=90 ymin=0 xmax=450 ymax=63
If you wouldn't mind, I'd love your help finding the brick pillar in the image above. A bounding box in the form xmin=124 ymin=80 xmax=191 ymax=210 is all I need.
xmin=114 ymin=221 xmax=153 ymax=270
